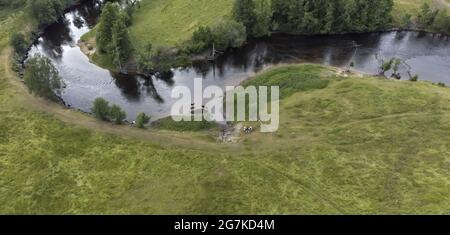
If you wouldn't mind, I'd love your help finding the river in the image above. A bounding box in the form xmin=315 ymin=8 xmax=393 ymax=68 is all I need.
xmin=28 ymin=0 xmax=450 ymax=121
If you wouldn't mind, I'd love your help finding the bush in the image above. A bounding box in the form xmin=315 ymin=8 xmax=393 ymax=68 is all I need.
xmin=417 ymin=3 xmax=439 ymax=29
xmin=91 ymin=97 xmax=111 ymax=121
xmin=437 ymin=82 xmax=446 ymax=87
xmin=409 ymin=75 xmax=419 ymax=82
xmin=151 ymin=47 xmax=175 ymax=73
xmin=28 ymin=0 xmax=67 ymax=26
xmin=186 ymin=20 xmax=247 ymax=54
xmin=24 ymin=54 xmax=62 ymax=101
xmin=10 ymin=32 xmax=28 ymax=56
xmin=136 ymin=112 xmax=151 ymax=129
xmin=137 ymin=43 xmax=153 ymax=75
xmin=212 ymin=20 xmax=247 ymax=51
xmin=186 ymin=26 xmax=214 ymax=54
xmin=110 ymin=105 xmax=127 ymax=124
xmin=432 ymin=10 xmax=450 ymax=33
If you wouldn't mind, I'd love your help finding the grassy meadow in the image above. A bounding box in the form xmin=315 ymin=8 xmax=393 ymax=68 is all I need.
xmin=129 ymin=0 xmax=234 ymax=49
xmin=1 ymin=1 xmax=450 ymax=214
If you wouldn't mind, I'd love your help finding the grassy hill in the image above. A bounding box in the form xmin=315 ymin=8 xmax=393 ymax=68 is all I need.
xmin=1 ymin=1 xmax=450 ymax=214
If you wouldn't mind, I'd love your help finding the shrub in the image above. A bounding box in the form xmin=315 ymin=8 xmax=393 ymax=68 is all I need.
xmin=151 ymin=47 xmax=175 ymax=73
xmin=10 ymin=32 xmax=28 ymax=56
xmin=28 ymin=0 xmax=66 ymax=26
xmin=187 ymin=26 xmax=214 ymax=54
xmin=91 ymin=97 xmax=111 ymax=121
xmin=137 ymin=43 xmax=153 ymax=75
xmin=212 ymin=20 xmax=247 ymax=51
xmin=437 ymin=82 xmax=446 ymax=87
xmin=186 ymin=20 xmax=247 ymax=54
xmin=110 ymin=105 xmax=127 ymax=124
xmin=136 ymin=112 xmax=151 ymax=129
xmin=409 ymin=75 xmax=419 ymax=82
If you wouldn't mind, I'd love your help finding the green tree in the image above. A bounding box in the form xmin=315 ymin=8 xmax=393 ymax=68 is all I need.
xmin=252 ymin=0 xmax=272 ymax=37
xmin=10 ymin=32 xmax=28 ymax=56
xmin=432 ymin=10 xmax=450 ymax=33
xmin=136 ymin=112 xmax=150 ymax=128
xmin=28 ymin=0 xmax=67 ymax=26
xmin=233 ymin=0 xmax=257 ymax=35
xmin=96 ymin=2 xmax=120 ymax=53
xmin=110 ymin=104 xmax=127 ymax=124
xmin=188 ymin=26 xmax=214 ymax=54
xmin=91 ymin=97 xmax=111 ymax=121
xmin=151 ymin=47 xmax=175 ymax=73
xmin=24 ymin=54 xmax=62 ymax=100
xmin=417 ymin=3 xmax=439 ymax=28
xmin=137 ymin=42 xmax=154 ymax=75
xmin=111 ymin=13 xmax=133 ymax=69
xmin=211 ymin=20 xmax=247 ymax=50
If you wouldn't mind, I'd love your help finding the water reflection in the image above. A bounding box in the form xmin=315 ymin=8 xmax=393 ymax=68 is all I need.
xmin=28 ymin=0 xmax=450 ymax=121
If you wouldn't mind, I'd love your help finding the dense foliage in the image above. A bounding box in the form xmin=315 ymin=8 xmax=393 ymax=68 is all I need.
xmin=96 ymin=2 xmax=133 ymax=69
xmin=234 ymin=0 xmax=394 ymax=35
xmin=10 ymin=32 xmax=28 ymax=56
xmin=24 ymin=54 xmax=62 ymax=101
xmin=186 ymin=20 xmax=247 ymax=54
xmin=28 ymin=0 xmax=71 ymax=26
xmin=110 ymin=104 xmax=127 ymax=124
xmin=417 ymin=3 xmax=450 ymax=33
xmin=136 ymin=112 xmax=150 ymax=128
xmin=91 ymin=97 xmax=111 ymax=121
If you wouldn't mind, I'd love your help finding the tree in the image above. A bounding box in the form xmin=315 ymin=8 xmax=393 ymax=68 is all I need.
xmin=110 ymin=104 xmax=127 ymax=124
xmin=188 ymin=26 xmax=214 ymax=54
xmin=151 ymin=47 xmax=175 ymax=73
xmin=96 ymin=2 xmax=120 ymax=53
xmin=136 ymin=112 xmax=150 ymax=128
xmin=212 ymin=20 xmax=247 ymax=50
xmin=91 ymin=97 xmax=111 ymax=121
xmin=233 ymin=0 xmax=257 ymax=35
xmin=432 ymin=10 xmax=450 ymax=33
xmin=417 ymin=3 xmax=439 ymax=28
xmin=24 ymin=54 xmax=62 ymax=100
xmin=28 ymin=0 xmax=67 ymax=26
xmin=10 ymin=32 xmax=28 ymax=56
xmin=252 ymin=0 xmax=272 ymax=37
xmin=137 ymin=42 xmax=154 ymax=75
xmin=111 ymin=13 xmax=133 ymax=69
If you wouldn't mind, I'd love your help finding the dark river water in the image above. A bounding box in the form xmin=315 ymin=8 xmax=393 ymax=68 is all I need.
xmin=28 ymin=1 xmax=450 ymax=121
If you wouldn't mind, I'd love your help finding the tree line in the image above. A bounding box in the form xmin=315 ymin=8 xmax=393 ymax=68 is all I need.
xmin=233 ymin=0 xmax=394 ymax=37
xmin=187 ymin=0 xmax=395 ymax=58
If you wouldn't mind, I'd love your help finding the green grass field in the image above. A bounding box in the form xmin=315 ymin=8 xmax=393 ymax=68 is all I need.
xmin=1 ymin=1 xmax=450 ymax=214
xmin=129 ymin=0 xmax=233 ymax=49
